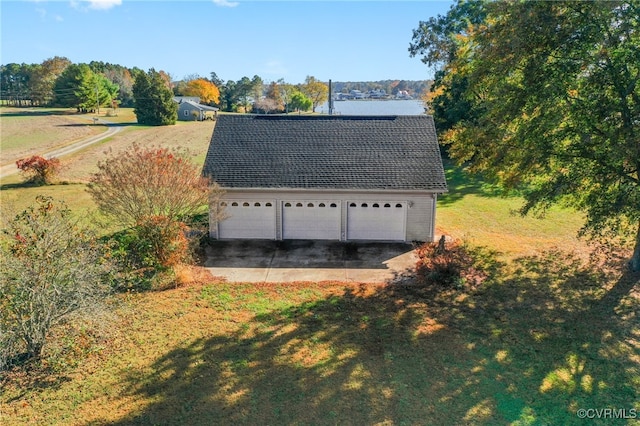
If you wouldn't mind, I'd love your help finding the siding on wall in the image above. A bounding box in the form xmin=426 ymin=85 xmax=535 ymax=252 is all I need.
xmin=178 ymin=104 xmax=199 ymax=121
xmin=211 ymin=189 xmax=438 ymax=242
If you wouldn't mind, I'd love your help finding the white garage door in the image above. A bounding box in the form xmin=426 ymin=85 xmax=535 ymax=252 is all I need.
xmin=282 ymin=201 xmax=341 ymax=240
xmin=347 ymin=201 xmax=406 ymax=241
xmin=218 ymin=200 xmax=276 ymax=239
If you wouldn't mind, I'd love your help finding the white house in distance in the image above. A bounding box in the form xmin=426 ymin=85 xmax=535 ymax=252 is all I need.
xmin=202 ymin=115 xmax=447 ymax=242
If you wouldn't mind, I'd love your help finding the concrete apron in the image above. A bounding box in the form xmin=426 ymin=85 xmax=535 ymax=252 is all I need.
xmin=204 ymin=240 xmax=419 ymax=283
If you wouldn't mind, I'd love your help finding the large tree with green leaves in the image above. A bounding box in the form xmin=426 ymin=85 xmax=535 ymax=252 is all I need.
xmin=53 ymin=63 xmax=119 ymax=112
xmin=409 ymin=0 xmax=486 ymax=134
xmin=411 ymin=0 xmax=640 ymax=270
xmin=132 ymin=68 xmax=177 ymax=125
xmin=289 ymin=90 xmax=312 ymax=113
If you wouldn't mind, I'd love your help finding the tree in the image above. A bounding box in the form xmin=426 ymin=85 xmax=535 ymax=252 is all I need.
xmin=253 ymin=97 xmax=279 ymax=114
xmin=251 ymin=75 xmax=264 ymax=104
xmin=132 ymin=68 xmax=177 ymax=125
xmin=409 ymin=0 xmax=486 ymax=134
xmin=0 ymin=196 xmax=110 ymax=361
xmin=29 ymin=56 xmax=71 ymax=106
xmin=264 ymin=81 xmax=285 ymax=112
xmin=16 ymin=155 xmax=61 ymax=185
xmin=409 ymin=0 xmax=486 ymax=69
xmin=412 ymin=0 xmax=640 ymax=270
xmin=102 ymin=65 xmax=135 ymax=107
xmin=277 ymin=80 xmax=298 ymax=113
xmin=0 ymin=63 xmax=38 ymax=106
xmin=209 ymin=72 xmax=232 ymax=110
xmin=183 ymin=78 xmax=221 ymax=105
xmin=289 ymin=90 xmax=312 ymax=113
xmin=220 ymin=79 xmax=237 ymax=112
xmin=95 ymin=73 xmax=120 ymax=112
xmin=235 ymin=76 xmax=255 ymax=112
xmin=300 ymin=76 xmax=328 ymax=112
xmin=53 ymin=63 xmax=119 ymax=112
xmin=209 ymin=72 xmax=224 ymax=88
xmin=53 ymin=63 xmax=93 ymax=110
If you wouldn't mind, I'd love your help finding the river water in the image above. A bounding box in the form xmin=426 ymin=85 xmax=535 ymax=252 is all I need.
xmin=314 ymin=99 xmax=427 ymax=115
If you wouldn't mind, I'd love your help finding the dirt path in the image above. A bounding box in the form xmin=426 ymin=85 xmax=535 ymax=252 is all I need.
xmin=0 ymin=118 xmax=123 ymax=180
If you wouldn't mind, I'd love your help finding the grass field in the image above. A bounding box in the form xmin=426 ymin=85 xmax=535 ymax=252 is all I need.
xmin=0 ymin=110 xmax=638 ymax=425
xmin=0 ymin=108 xmax=105 ymax=166
xmin=0 ymin=108 xmax=215 ymax=229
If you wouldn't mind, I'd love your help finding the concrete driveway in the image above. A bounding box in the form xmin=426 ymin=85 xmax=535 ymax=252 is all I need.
xmin=204 ymin=240 xmax=419 ymax=283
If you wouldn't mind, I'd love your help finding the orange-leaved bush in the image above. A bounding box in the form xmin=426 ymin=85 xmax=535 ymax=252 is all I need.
xmin=87 ymin=144 xmax=223 ymax=228
xmin=88 ymin=144 xmax=225 ymax=281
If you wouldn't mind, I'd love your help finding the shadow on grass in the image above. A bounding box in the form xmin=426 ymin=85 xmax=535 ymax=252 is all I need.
xmin=101 ymin=248 xmax=638 ymax=425
xmin=55 ymin=122 xmax=139 ymax=128
xmin=0 ymin=181 xmax=81 ymax=191
xmin=0 ymin=181 xmax=40 ymax=190
xmin=0 ymin=109 xmax=80 ymax=117
xmin=1 ymin=363 xmax=72 ymax=403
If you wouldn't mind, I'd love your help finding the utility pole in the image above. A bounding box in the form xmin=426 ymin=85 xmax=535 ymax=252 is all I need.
xmin=328 ymin=79 xmax=334 ymax=115
xmin=96 ymin=84 xmax=100 ymax=115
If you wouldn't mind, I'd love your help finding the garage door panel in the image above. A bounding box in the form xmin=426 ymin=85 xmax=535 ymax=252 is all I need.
xmin=282 ymin=201 xmax=341 ymax=240
xmin=218 ymin=200 xmax=276 ymax=239
xmin=347 ymin=201 xmax=405 ymax=241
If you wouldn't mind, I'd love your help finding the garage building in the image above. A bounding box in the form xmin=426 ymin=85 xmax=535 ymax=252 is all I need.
xmin=202 ymin=114 xmax=447 ymax=242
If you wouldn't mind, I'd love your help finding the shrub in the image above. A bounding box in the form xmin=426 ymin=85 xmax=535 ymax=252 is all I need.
xmin=88 ymin=145 xmax=224 ymax=284
xmin=0 ymin=196 xmax=111 ymax=365
xmin=104 ymin=215 xmax=194 ymax=292
xmin=15 ymin=155 xmax=61 ymax=185
xmin=415 ymin=237 xmax=488 ymax=289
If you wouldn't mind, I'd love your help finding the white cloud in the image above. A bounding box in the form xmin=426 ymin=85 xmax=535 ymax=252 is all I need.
xmin=70 ymin=0 xmax=122 ymax=11
xmin=212 ymin=0 xmax=239 ymax=8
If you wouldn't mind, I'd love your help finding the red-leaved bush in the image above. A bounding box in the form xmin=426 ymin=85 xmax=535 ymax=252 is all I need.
xmin=16 ymin=156 xmax=61 ymax=185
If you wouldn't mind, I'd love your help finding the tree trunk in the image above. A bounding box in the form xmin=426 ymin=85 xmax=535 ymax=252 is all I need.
xmin=630 ymin=221 xmax=640 ymax=272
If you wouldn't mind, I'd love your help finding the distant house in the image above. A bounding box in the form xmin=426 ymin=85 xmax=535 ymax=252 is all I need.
xmin=202 ymin=115 xmax=447 ymax=242
xmin=173 ymin=97 xmax=219 ymax=121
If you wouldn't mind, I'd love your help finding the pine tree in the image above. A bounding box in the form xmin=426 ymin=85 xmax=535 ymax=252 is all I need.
xmin=132 ymin=69 xmax=177 ymax=126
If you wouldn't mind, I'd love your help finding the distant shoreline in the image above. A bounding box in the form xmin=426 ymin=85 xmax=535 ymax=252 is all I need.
xmin=332 ymin=98 xmax=418 ymax=101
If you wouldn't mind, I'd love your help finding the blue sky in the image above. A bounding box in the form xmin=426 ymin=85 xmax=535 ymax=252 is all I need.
xmin=1 ymin=0 xmax=453 ymax=84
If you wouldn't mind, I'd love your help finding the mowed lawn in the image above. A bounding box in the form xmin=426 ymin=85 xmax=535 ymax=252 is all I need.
xmin=0 ymin=113 xmax=638 ymax=425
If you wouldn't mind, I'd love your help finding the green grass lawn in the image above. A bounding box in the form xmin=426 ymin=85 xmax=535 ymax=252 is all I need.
xmin=437 ymin=161 xmax=585 ymax=258
xmin=1 ymin=264 xmax=637 ymax=425
xmin=0 ymin=123 xmax=638 ymax=425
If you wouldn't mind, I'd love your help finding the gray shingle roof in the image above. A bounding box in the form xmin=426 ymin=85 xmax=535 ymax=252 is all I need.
xmin=202 ymin=115 xmax=447 ymax=191
xmin=181 ymin=100 xmax=219 ymax=111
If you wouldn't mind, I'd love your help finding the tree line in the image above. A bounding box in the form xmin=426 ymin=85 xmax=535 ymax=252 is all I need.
xmin=2 ymin=58 xmax=431 ymax=116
